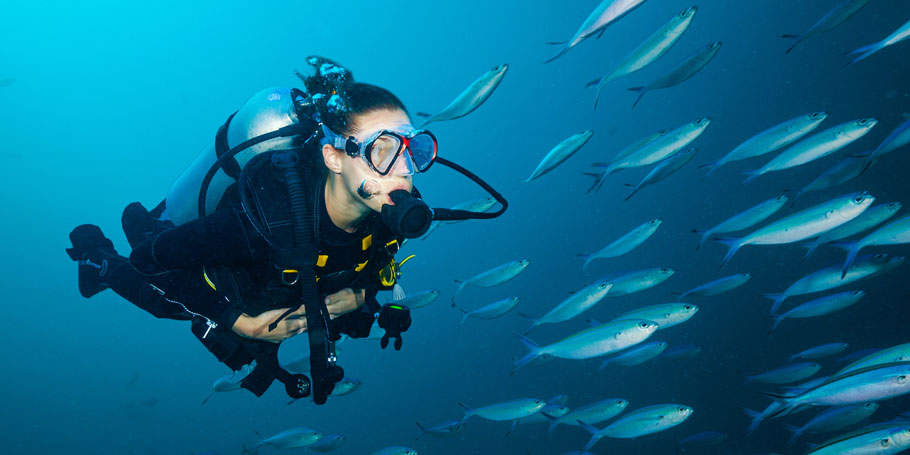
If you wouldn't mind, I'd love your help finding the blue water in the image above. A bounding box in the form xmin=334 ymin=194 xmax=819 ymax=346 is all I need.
xmin=2 ymin=0 xmax=909 ymax=453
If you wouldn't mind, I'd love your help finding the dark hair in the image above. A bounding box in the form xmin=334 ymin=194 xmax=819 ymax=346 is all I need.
xmin=298 ymin=56 xmax=408 ymax=138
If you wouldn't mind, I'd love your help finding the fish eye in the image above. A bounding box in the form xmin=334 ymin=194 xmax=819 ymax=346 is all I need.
xmin=875 ymin=253 xmax=887 ymax=259
xmin=661 ymin=268 xmax=670 ymax=272
xmin=678 ymin=407 xmax=686 ymax=412
xmin=882 ymin=439 xmax=891 ymax=447
xmin=618 ymin=399 xmax=626 ymax=405
xmin=853 ymin=196 xmax=864 ymax=203
xmin=639 ymin=321 xmax=650 ymax=329
xmin=899 ymin=375 xmax=908 ymax=383
xmin=810 ymin=113 xmax=820 ymax=118
xmin=684 ymin=305 xmax=694 ymax=310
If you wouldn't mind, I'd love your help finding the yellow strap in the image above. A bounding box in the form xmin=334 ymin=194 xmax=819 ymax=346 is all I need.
xmin=398 ymin=254 xmax=416 ymax=268
xmin=362 ymin=234 xmax=373 ymax=250
xmin=202 ymin=269 xmax=217 ymax=291
xmin=316 ymin=255 xmax=328 ymax=267
xmin=355 ymin=260 xmax=369 ymax=272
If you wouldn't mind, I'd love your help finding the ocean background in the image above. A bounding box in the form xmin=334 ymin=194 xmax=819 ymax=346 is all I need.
xmin=1 ymin=0 xmax=909 ymax=453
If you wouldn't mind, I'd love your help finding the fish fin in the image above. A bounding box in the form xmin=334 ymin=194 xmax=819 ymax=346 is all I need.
xmin=415 ymin=422 xmax=427 ymax=442
xmin=839 ymin=242 xmax=862 ymax=279
xmin=769 ymin=314 xmax=785 ymax=333
xmin=451 ymin=280 xmax=466 ymax=307
xmin=781 ymin=35 xmax=802 ymax=54
xmin=577 ymin=420 xmax=600 ymax=435
xmin=764 ymin=293 xmax=786 ymax=315
xmin=740 ymin=169 xmax=762 ymax=185
xmin=201 ymin=391 xmax=213 ymax=405
xmin=596 ymin=26 xmax=607 ymax=39
xmin=544 ymin=46 xmax=571 ymax=64
xmin=624 ymin=187 xmax=640 ymax=201
xmin=798 ymin=240 xmax=820 ymax=263
xmin=806 ymin=443 xmax=820 ymax=450
xmin=392 ymin=283 xmax=407 ymax=301
xmin=692 ymin=229 xmax=710 ymax=252
xmin=512 ymin=334 xmax=542 ymax=371
xmin=590 ymin=162 xmax=611 ymax=168
xmin=586 ymin=319 xmax=602 ymax=327
xmin=713 ymin=237 xmax=743 ymax=269
xmin=742 ymin=408 xmax=759 ymax=418
xmin=582 ymin=172 xmax=602 ymax=178
xmin=415 ymin=112 xmax=431 ymax=118
xmin=627 ymin=86 xmax=647 ymax=109
xmin=844 ymin=41 xmax=882 ymax=66
xmin=623 ymin=182 xmax=635 ymax=187
xmin=598 ymin=358 xmax=612 ymax=371
xmin=699 ymin=160 xmax=721 ymax=179
xmin=546 ymin=419 xmax=559 ymax=439
xmin=584 ymin=77 xmax=601 ymax=88
xmin=457 ymin=403 xmax=473 ymax=426
xmin=506 ymin=419 xmax=518 ymax=436
xmin=592 ymin=79 xmax=608 ymax=111
xmin=545 ymin=40 xmax=567 ymax=46
xmin=761 ymin=390 xmax=795 ymax=400
xmin=784 ymin=424 xmax=803 ymax=447
xmin=737 ymin=369 xmax=753 ymax=385
xmin=459 ymin=307 xmax=469 ymax=326
xmin=576 ymin=253 xmax=591 ymax=258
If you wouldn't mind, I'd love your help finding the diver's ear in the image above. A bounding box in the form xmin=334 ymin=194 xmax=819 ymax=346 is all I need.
xmin=322 ymin=144 xmax=344 ymax=174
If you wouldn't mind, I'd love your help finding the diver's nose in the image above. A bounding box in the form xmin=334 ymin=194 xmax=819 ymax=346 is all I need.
xmin=390 ymin=150 xmax=416 ymax=176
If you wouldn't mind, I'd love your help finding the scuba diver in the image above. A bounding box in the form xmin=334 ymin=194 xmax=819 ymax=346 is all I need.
xmin=65 ymin=56 xmax=507 ymax=404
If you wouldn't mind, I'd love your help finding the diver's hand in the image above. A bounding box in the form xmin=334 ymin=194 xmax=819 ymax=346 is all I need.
xmin=325 ymin=288 xmax=366 ymax=319
xmin=231 ymin=306 xmax=307 ymax=343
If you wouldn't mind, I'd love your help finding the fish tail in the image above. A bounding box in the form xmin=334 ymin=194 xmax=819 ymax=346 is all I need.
xmin=458 ymin=307 xmax=469 ymax=326
xmin=769 ymin=314 xmax=785 ymax=333
xmin=583 ymin=171 xmax=605 ymax=194
xmin=577 ymin=253 xmax=595 ymax=271
xmin=451 ymin=280 xmax=466 ymax=307
xmin=844 ymin=41 xmax=882 ymax=65
xmin=546 ymin=420 xmax=559 ymax=439
xmin=691 ymin=229 xmax=709 ymax=252
xmin=699 ymin=160 xmax=721 ymax=178
xmin=839 ymin=242 xmax=862 ymax=279
xmin=740 ymin=169 xmax=762 ymax=185
xmin=798 ymin=240 xmax=820 ymax=264
xmin=544 ymin=46 xmax=571 ymax=64
xmin=457 ymin=403 xmax=473 ymax=426
xmin=598 ymin=358 xmax=612 ymax=371
xmin=414 ymin=422 xmax=427 ymax=442
xmin=201 ymin=391 xmax=213 ymax=405
xmin=742 ymin=408 xmax=759 ymax=419
xmin=546 ymin=40 xmax=568 ymax=46
xmin=784 ymin=424 xmax=803 ymax=447
xmin=624 ymin=186 xmax=640 ymax=201
xmin=781 ymin=34 xmax=802 ymax=54
xmin=584 ymin=76 xmax=601 ymax=89
xmin=713 ymin=237 xmax=743 ymax=269
xmin=592 ymin=79 xmax=609 ymax=111
xmin=627 ymin=86 xmax=647 ymax=109
xmin=513 ymin=334 xmax=542 ymax=371
xmin=764 ymin=293 xmax=786 ymax=315
xmin=845 ymin=47 xmax=880 ymax=66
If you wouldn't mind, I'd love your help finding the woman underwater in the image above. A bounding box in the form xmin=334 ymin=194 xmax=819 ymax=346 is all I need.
xmin=65 ymin=57 xmax=507 ymax=404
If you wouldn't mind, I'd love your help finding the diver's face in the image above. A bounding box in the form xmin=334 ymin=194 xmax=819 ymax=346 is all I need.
xmin=340 ymin=108 xmax=415 ymax=211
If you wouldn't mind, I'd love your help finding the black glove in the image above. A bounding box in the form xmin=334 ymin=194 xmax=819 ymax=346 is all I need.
xmin=378 ymin=304 xmax=411 ymax=351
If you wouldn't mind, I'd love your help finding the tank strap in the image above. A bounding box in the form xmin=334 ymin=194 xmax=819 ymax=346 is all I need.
xmin=215 ymin=112 xmax=242 ymax=179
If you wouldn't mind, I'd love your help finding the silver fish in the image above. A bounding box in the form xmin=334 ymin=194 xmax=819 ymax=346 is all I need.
xmin=452 ymin=259 xmax=530 ymax=304
xmin=694 ymin=195 xmax=788 ymax=251
xmin=547 ymin=398 xmax=629 ymax=437
xmin=600 ymin=341 xmax=667 ymax=368
xmin=588 ymin=6 xmax=697 ymax=109
xmin=744 ymin=118 xmax=878 ymax=184
xmin=790 ymin=343 xmax=850 ymax=361
xmin=838 ymin=344 xmax=910 ymax=376
xmin=371 ymin=446 xmax=418 ymax=455
xmin=414 ymin=420 xmax=463 ymax=441
xmin=771 ymin=290 xmax=866 ymax=332
xmin=253 ymin=427 xmax=324 ymax=449
xmin=806 ymin=423 xmax=910 ymax=455
xmin=745 ymin=362 xmax=821 ymax=385
xmin=801 ymin=202 xmax=902 ymax=262
xmin=783 ymin=0 xmax=873 ymax=53
xmin=459 ymin=297 xmax=521 ymax=325
xmin=514 ymin=319 xmax=658 ymax=370
xmin=612 ymin=129 xmax=670 ymax=163
xmin=846 ymin=18 xmax=910 ymax=65
xmin=716 ymin=192 xmax=874 ymax=268
xmin=589 ymin=118 xmax=711 ymax=191
xmin=675 ymin=273 xmax=751 ymax=300
xmin=394 ymin=289 xmax=441 ymax=309
xmin=525 ymin=130 xmax=594 ymax=182
xmin=628 ymin=42 xmax=722 ymax=108
xmin=839 ymin=216 xmax=910 ymax=277
xmin=784 ymin=402 xmax=879 ymax=446
xmin=865 ymin=118 xmax=910 ymax=170
xmin=308 ymin=434 xmax=346 ymax=453
xmin=519 ymin=403 xmax=570 ymax=424
xmin=201 ymin=366 xmax=250 ymax=405
xmin=580 ymin=404 xmax=693 ymax=449
xmin=523 ymin=281 xmax=611 ymax=329
xmin=605 ymin=267 xmax=675 ymax=295
xmin=702 ymin=112 xmax=828 ymax=177
xmin=766 ymin=254 xmax=903 ymax=314
xmin=791 ymin=156 xmax=868 ymax=204
xmin=545 ymin=0 xmax=648 ymax=63
xmin=579 ymin=219 xmax=661 ymax=270
xmin=766 ymin=362 xmax=910 ymax=415
xmin=624 ymin=147 xmax=698 ymax=200
xmin=458 ymin=398 xmax=546 ymax=424
xmin=418 ymin=64 xmax=508 ymax=127
xmin=614 ymin=303 xmax=698 ymax=330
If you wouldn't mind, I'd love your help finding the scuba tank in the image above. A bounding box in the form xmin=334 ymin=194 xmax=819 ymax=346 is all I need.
xmin=163 ymin=87 xmax=305 ymax=226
